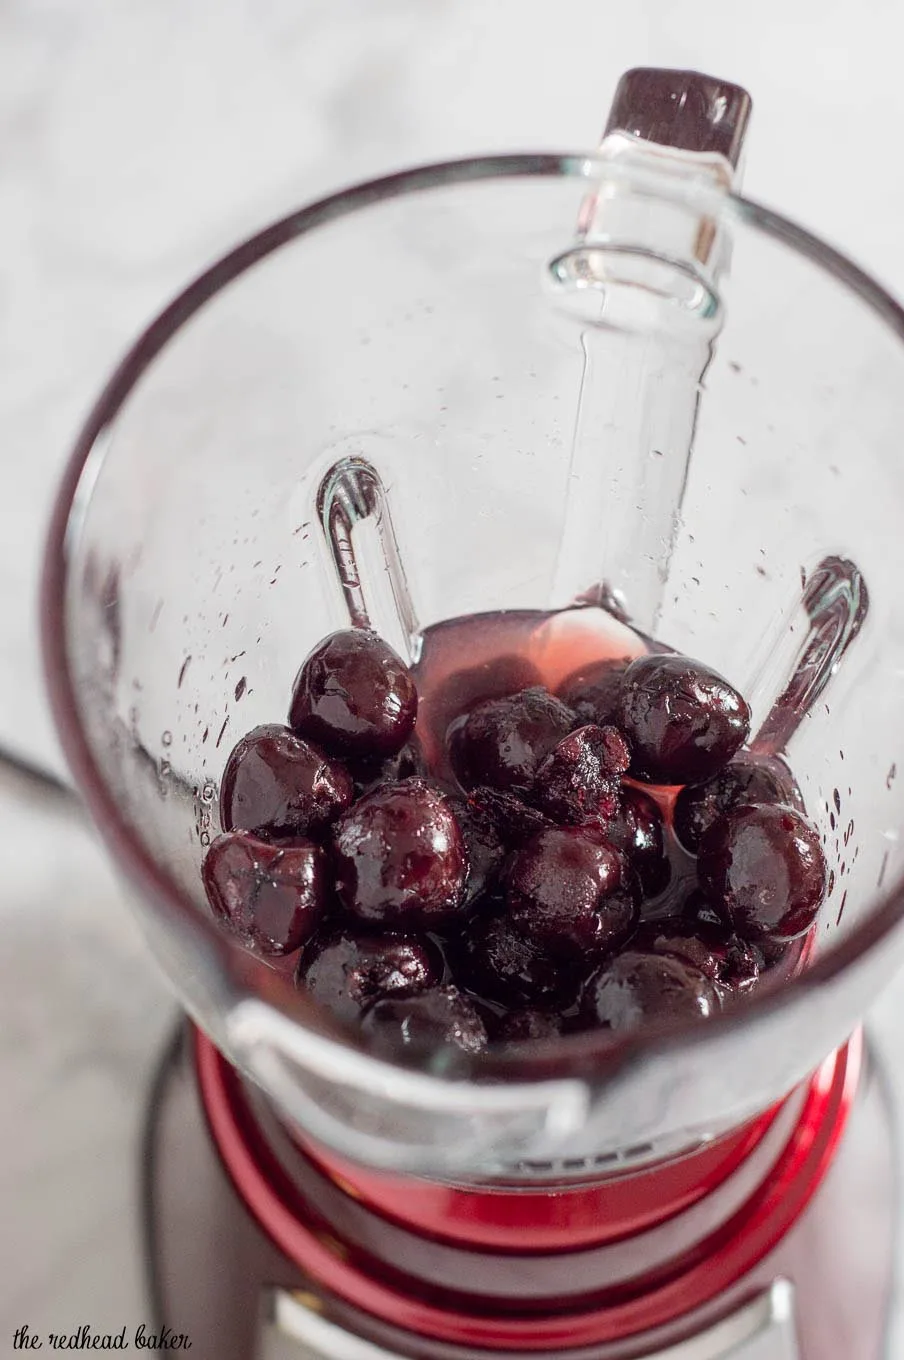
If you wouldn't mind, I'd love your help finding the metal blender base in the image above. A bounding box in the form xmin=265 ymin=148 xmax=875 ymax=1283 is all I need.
xmin=141 ymin=1023 xmax=896 ymax=1360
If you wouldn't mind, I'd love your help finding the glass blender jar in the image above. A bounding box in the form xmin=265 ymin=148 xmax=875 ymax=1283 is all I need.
xmin=43 ymin=69 xmax=904 ymax=1359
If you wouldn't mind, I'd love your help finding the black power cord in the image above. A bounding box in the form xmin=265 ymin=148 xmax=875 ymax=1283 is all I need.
xmin=0 ymin=744 xmax=75 ymax=799
xmin=137 ymin=1019 xmax=188 ymax=1335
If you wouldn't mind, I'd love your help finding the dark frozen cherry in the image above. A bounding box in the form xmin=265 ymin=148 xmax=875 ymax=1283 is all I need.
xmin=507 ymin=826 xmax=636 ymax=961
xmin=718 ymin=937 xmax=762 ymax=995
xmin=671 ymin=889 xmax=761 ymax=993
xmin=361 ymin=985 xmax=488 ymax=1055
xmin=496 ymin=1008 xmax=564 ymax=1043
xmin=202 ymin=830 xmax=326 ymax=956
xmin=531 ymin=724 xmax=630 ymax=825
xmin=598 ymin=785 xmax=671 ymax=898
xmin=616 ymin=655 xmax=750 ymax=785
xmin=289 ymin=628 xmax=417 ymax=760
xmin=448 ymin=798 xmax=507 ymax=904
xmin=581 ymin=950 xmax=718 ymax=1034
xmin=296 ymin=928 xmax=440 ymax=1025
xmin=332 ymin=778 xmax=468 ymax=927
xmin=453 ymin=911 xmax=576 ymax=1009
xmin=219 ymin=724 xmax=353 ymax=839
xmin=427 ymin=653 xmax=543 ymax=748
xmin=352 ymin=736 xmax=427 ymax=798
xmin=557 ymin=657 xmax=630 ymax=728
xmin=448 ymin=686 xmax=575 ymax=796
xmin=698 ymin=802 xmax=827 ymax=943
xmin=678 ymin=886 xmax=732 ymax=936
xmin=630 ymin=918 xmax=723 ymax=980
xmin=674 ymin=753 xmax=803 ymax=854
xmin=759 ymin=936 xmax=794 ymax=969
xmin=466 ymin=786 xmax=552 ymax=850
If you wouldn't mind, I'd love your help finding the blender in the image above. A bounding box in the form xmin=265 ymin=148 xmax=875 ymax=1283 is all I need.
xmin=41 ymin=67 xmax=904 ymax=1358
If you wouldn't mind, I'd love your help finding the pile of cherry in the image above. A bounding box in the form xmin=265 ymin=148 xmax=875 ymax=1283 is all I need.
xmin=202 ymin=628 xmax=827 ymax=1057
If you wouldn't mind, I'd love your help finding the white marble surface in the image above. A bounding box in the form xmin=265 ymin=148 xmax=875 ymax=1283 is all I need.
xmin=5 ymin=2 xmax=904 ymax=1356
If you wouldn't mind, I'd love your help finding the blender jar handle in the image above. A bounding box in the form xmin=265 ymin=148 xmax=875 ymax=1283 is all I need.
xmin=227 ymin=1000 xmax=590 ymax=1174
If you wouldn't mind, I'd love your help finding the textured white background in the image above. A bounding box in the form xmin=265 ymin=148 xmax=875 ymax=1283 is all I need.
xmin=4 ymin=0 xmax=904 ymax=1355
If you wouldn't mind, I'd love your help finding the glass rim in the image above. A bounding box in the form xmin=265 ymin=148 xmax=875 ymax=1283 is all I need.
xmin=41 ymin=150 xmax=904 ymax=1083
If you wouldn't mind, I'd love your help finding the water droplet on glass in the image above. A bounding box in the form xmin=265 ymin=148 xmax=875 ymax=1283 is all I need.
xmin=836 ymin=891 xmax=848 ymax=927
xmin=162 ymin=730 xmax=173 ymax=747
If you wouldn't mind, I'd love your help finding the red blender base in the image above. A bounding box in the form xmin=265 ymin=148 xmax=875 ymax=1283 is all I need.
xmin=141 ymin=1023 xmax=895 ymax=1359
